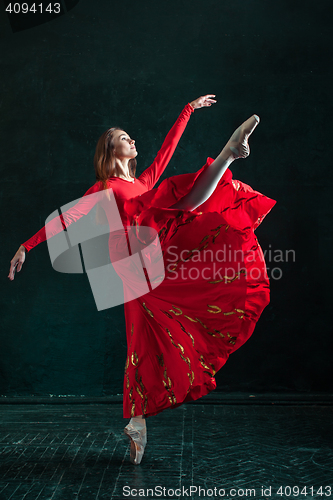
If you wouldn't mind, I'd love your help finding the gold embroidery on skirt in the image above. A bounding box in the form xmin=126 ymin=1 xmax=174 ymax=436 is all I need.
xmin=158 ymin=227 xmax=167 ymax=238
xmin=227 ymin=333 xmax=237 ymax=345
xmin=161 ymin=310 xmax=173 ymax=319
xmin=169 ymin=305 xmax=182 ymax=316
xmin=200 ymin=354 xmax=216 ymax=376
xmin=175 ymin=320 xmax=195 ymax=347
xmin=207 ymin=305 xmax=222 ymax=314
xmin=168 ymin=214 xmax=197 ymax=241
xmin=208 ymin=269 xmax=246 ymax=284
xmin=212 ymin=231 xmax=220 ymax=243
xmin=184 ymin=315 xmax=197 ymax=322
xmin=165 ymin=328 xmax=194 ymax=391
xmin=179 ymin=352 xmax=191 ymax=368
xmin=187 ymin=371 xmax=195 ymax=385
xmin=200 ymin=235 xmax=210 ymax=244
xmin=156 ymin=353 xmax=164 ymax=367
xmin=142 ymin=302 xmax=154 ymax=317
xmin=124 ymin=355 xmax=130 ymax=389
xmin=182 ymin=312 xmax=239 ymax=340
xmin=181 ymin=314 xmax=226 ymax=339
xmin=131 ymin=351 xmax=139 ymax=367
xmin=134 ymin=368 xmax=148 ymax=413
xmin=156 ymin=353 xmax=177 ymax=405
xmin=210 ymin=224 xmax=224 ymax=231
xmin=195 ymin=317 xmax=208 ymax=329
xmin=211 ymin=224 xmax=223 ymax=244
xmin=206 ymin=329 xmax=225 ymax=339
xmin=162 ymin=337 xmax=193 ymax=394
xmin=124 ymin=323 xmax=135 ymax=393
xmin=128 ymin=387 xmax=136 ymax=417
xmin=168 ymin=263 xmax=178 ymax=272
xmin=136 ymin=385 xmax=144 ymax=399
xmin=181 ymin=248 xmax=199 ymax=262
xmin=206 ymin=306 xmax=245 ymax=317
xmin=166 ymin=328 xmax=181 ymax=350
xmin=127 ymin=367 xmax=149 ymax=416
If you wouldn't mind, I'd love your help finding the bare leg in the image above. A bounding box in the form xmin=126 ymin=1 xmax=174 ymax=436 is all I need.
xmin=170 ymin=115 xmax=260 ymax=212
xmin=170 ymin=151 xmax=234 ymax=211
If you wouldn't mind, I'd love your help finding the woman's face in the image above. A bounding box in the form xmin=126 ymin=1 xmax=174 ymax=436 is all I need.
xmin=112 ymin=130 xmax=138 ymax=160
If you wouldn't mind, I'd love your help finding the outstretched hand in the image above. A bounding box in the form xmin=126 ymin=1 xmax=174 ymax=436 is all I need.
xmin=8 ymin=245 xmax=26 ymax=281
xmin=190 ymin=94 xmax=217 ymax=110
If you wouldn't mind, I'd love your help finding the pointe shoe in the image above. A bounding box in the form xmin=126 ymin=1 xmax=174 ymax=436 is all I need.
xmin=225 ymin=114 xmax=260 ymax=159
xmin=124 ymin=422 xmax=147 ymax=465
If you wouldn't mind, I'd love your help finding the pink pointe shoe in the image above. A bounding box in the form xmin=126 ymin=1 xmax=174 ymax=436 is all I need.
xmin=226 ymin=114 xmax=260 ymax=159
xmin=124 ymin=422 xmax=147 ymax=465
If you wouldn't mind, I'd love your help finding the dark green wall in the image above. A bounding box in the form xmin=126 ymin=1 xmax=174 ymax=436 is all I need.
xmin=1 ymin=0 xmax=332 ymax=397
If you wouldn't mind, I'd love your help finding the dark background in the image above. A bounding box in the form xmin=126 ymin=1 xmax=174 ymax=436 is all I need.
xmin=1 ymin=0 xmax=332 ymax=398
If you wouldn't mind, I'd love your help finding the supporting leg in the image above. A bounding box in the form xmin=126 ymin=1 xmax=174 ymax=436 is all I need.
xmin=124 ymin=415 xmax=147 ymax=465
xmin=129 ymin=415 xmax=146 ymax=430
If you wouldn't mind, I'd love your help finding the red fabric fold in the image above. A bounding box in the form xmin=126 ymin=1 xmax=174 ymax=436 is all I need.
xmin=124 ymin=159 xmax=276 ymax=236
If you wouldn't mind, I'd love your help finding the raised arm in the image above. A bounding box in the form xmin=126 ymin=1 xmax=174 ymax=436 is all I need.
xmin=8 ymin=181 xmax=103 ymax=281
xmin=137 ymin=95 xmax=217 ymax=190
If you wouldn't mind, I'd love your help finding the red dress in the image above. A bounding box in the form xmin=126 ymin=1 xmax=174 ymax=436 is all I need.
xmin=22 ymin=103 xmax=276 ymax=418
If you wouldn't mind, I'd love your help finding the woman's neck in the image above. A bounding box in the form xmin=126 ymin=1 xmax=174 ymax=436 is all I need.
xmin=114 ymin=158 xmax=132 ymax=178
xmin=113 ymin=174 xmax=133 ymax=181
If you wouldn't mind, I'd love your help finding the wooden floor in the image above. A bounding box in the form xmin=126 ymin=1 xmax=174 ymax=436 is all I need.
xmin=0 ymin=400 xmax=332 ymax=499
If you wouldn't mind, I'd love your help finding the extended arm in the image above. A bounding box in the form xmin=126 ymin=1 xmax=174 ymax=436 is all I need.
xmin=8 ymin=182 xmax=103 ymax=280
xmin=137 ymin=95 xmax=217 ymax=190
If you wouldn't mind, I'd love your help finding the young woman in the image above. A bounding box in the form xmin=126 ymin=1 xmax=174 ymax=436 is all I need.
xmin=8 ymin=94 xmax=276 ymax=465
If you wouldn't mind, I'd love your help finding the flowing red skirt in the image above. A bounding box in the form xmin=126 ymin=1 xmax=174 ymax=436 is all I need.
xmin=114 ymin=158 xmax=276 ymax=418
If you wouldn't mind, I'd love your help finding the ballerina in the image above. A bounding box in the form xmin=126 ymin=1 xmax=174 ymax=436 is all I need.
xmin=8 ymin=95 xmax=275 ymax=465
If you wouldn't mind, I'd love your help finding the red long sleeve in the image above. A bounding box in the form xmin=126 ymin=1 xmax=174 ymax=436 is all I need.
xmin=137 ymin=103 xmax=194 ymax=190
xmin=21 ymin=182 xmax=102 ymax=252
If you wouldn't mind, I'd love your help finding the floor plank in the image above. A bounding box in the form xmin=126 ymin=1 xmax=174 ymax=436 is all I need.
xmin=0 ymin=404 xmax=332 ymax=499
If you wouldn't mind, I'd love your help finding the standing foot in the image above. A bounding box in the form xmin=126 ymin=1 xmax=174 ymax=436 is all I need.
xmin=124 ymin=417 xmax=147 ymax=465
